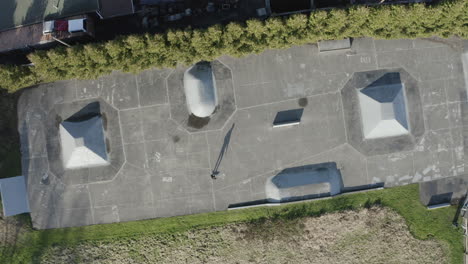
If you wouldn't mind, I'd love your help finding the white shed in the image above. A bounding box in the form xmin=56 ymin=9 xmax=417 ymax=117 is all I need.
xmin=0 ymin=176 xmax=30 ymax=216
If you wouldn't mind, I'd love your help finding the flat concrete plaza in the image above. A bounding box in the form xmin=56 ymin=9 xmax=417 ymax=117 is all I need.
xmin=18 ymin=37 xmax=468 ymax=229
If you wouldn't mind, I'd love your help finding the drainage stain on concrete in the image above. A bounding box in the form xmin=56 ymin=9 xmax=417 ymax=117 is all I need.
xmin=55 ymin=115 xmax=62 ymax=128
xmin=172 ymin=135 xmax=181 ymax=143
xmin=106 ymin=138 xmax=111 ymax=153
xmin=101 ymin=113 xmax=108 ymax=131
xmin=298 ymin=97 xmax=308 ymax=107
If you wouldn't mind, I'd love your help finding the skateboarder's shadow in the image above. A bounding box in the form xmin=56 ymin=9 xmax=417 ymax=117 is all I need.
xmin=212 ymin=123 xmax=235 ymax=176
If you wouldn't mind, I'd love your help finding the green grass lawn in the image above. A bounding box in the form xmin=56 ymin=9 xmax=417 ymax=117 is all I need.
xmin=0 ymin=184 xmax=463 ymax=264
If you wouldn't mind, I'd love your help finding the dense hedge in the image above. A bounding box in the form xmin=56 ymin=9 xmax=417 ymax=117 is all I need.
xmin=0 ymin=0 xmax=467 ymax=92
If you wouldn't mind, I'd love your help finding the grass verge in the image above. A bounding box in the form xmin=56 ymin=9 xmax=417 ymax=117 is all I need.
xmin=0 ymin=184 xmax=463 ymax=264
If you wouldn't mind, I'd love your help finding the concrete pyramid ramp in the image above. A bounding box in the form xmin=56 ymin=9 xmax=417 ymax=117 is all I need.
xmin=0 ymin=176 xmax=30 ymax=216
xmin=358 ymin=83 xmax=409 ymax=139
xmin=60 ymin=116 xmax=108 ymax=169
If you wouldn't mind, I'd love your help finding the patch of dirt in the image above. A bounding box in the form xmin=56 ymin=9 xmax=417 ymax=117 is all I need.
xmin=0 ymin=211 xmax=30 ymax=246
xmin=40 ymin=207 xmax=448 ymax=264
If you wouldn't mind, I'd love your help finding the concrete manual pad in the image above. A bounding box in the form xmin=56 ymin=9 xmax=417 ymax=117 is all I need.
xmin=18 ymin=37 xmax=468 ymax=229
xmin=318 ymin=38 xmax=351 ymax=52
xmin=0 ymin=176 xmax=30 ymax=216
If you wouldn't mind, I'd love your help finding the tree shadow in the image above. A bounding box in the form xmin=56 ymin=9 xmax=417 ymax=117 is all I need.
xmin=0 ymin=198 xmax=87 ymax=263
xmin=23 ymin=0 xmax=48 ymax=27
xmin=452 ymin=192 xmax=466 ymax=226
xmin=1 ymin=0 xmax=17 ymax=31
xmin=0 ymin=89 xmax=21 ymax=179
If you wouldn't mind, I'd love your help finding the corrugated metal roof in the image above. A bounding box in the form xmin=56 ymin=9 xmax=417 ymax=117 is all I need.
xmin=0 ymin=0 xmax=99 ymax=32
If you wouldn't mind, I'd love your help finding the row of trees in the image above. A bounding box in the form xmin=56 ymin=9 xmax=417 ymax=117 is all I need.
xmin=0 ymin=0 xmax=466 ymax=93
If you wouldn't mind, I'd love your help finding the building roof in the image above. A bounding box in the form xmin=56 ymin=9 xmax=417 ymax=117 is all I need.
xmin=183 ymin=62 xmax=218 ymax=118
xmin=0 ymin=0 xmax=99 ymax=32
xmin=0 ymin=176 xmax=30 ymax=216
xmin=358 ymin=83 xmax=409 ymax=139
xmin=60 ymin=116 xmax=108 ymax=170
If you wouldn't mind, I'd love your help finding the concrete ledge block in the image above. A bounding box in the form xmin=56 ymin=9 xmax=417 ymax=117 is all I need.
xmin=273 ymin=121 xmax=301 ymax=128
xmin=319 ymin=38 xmax=351 ymax=52
xmin=427 ymin=203 xmax=451 ymax=210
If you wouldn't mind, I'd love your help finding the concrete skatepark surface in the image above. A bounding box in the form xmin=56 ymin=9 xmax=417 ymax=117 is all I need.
xmin=18 ymin=37 xmax=468 ymax=229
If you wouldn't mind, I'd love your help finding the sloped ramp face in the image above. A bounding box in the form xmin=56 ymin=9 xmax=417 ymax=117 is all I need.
xmin=358 ymin=83 xmax=409 ymax=139
xmin=0 ymin=176 xmax=30 ymax=216
xmin=183 ymin=62 xmax=218 ymax=118
xmin=341 ymin=69 xmax=424 ymax=156
xmin=60 ymin=116 xmax=108 ymax=170
xmin=265 ymin=163 xmax=342 ymax=203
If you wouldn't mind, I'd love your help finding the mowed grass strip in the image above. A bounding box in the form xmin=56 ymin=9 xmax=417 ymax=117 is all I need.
xmin=40 ymin=207 xmax=448 ymax=264
xmin=0 ymin=184 xmax=463 ymax=264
